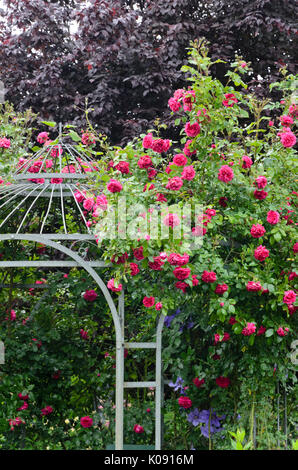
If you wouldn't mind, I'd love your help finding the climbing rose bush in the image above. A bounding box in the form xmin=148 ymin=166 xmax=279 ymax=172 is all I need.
xmin=0 ymin=41 xmax=297 ymax=450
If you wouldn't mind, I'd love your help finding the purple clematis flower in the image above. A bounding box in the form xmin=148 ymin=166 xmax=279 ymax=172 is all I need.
xmin=187 ymin=408 xmax=225 ymax=438
xmin=168 ymin=376 xmax=185 ymax=394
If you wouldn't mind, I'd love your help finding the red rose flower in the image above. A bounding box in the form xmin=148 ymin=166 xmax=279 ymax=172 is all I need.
xmin=178 ymin=396 xmax=192 ymax=409
xmin=250 ymin=224 xmax=266 ymax=238
xmin=133 ymin=424 xmax=145 ymax=434
xmin=201 ymin=270 xmax=217 ymax=283
xmin=143 ymin=296 xmax=155 ymax=308
xmin=193 ymin=377 xmax=205 ymax=388
xmin=80 ymin=416 xmax=93 ymax=428
xmin=216 ymin=376 xmax=230 ymax=388
xmin=83 ymin=289 xmax=98 ymax=301
xmin=173 ymin=267 xmax=191 ymax=280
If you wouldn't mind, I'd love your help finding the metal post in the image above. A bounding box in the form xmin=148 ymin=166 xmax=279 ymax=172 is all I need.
xmin=155 ymin=315 xmax=165 ymax=450
xmin=115 ymin=290 xmax=125 ymax=450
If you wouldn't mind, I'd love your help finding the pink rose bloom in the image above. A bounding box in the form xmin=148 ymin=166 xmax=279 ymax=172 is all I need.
xmin=250 ymin=224 xmax=266 ymax=238
xmin=254 ymin=245 xmax=270 ymax=262
xmin=41 ymin=406 xmax=53 ymax=416
xmin=269 ymin=120 xmax=274 ymax=127
xmin=283 ymin=290 xmax=296 ymax=305
xmin=156 ymin=193 xmax=167 ymax=203
xmin=192 ymin=274 xmax=199 ymax=286
xmin=80 ymin=416 xmax=93 ymax=428
xmin=9 ymin=309 xmax=16 ymax=321
xmin=83 ymin=197 xmax=94 ymax=211
xmin=183 ymin=90 xmax=196 ymax=111
xmin=222 ymin=93 xmax=238 ymax=107
xmin=82 ymin=132 xmax=95 ymax=145
xmin=255 ymin=176 xmax=267 ymax=189
xmin=147 ymin=168 xmax=157 ymax=179
xmin=242 ymin=322 xmax=256 ymax=336
xmin=51 ymin=178 xmax=63 ymax=184
xmin=173 ymin=267 xmax=191 ymax=280
xmin=133 ymin=424 xmax=145 ymax=434
xmin=143 ymin=183 xmax=155 ymax=192
xmin=183 ymin=139 xmax=196 ymax=156
xmin=115 ymin=161 xmax=130 ymax=174
xmin=130 ymin=263 xmax=139 ymax=276
xmin=280 ymin=115 xmax=294 ymax=126
xmin=163 ymin=139 xmax=171 ymax=152
xmin=74 ymin=190 xmax=85 ymax=203
xmin=0 ymin=137 xmax=11 ymax=148
xmin=277 ymin=327 xmax=289 ymax=337
xmin=151 ymin=138 xmax=166 ymax=153
xmin=242 ymin=155 xmax=253 ymax=169
xmin=181 ymin=165 xmax=196 ymax=180
xmin=246 ymin=281 xmax=262 ymax=291
xmin=201 ymin=270 xmax=217 ymax=283
xmin=17 ymin=401 xmax=28 ymax=411
xmin=205 ymin=208 xmax=216 ymax=217
xmin=80 ymin=329 xmax=89 ymax=340
xmin=107 ymin=179 xmax=122 ymax=193
xmin=163 ymin=213 xmax=180 ymax=227
xmin=96 ymin=194 xmax=108 ymax=206
xmin=37 ymin=132 xmax=49 ymax=144
xmin=50 ymin=145 xmax=63 ymax=158
xmin=267 ymin=210 xmax=280 ymax=225
xmin=254 ymin=190 xmax=268 ymax=200
xmin=280 ymin=130 xmax=296 ymax=148
xmin=215 ymin=376 xmax=230 ymax=388
xmin=133 ymin=247 xmax=144 ymax=260
xmin=173 ymin=153 xmax=188 ymax=166
xmin=142 ymin=133 xmax=153 ymax=149
xmin=143 ymin=296 xmax=155 ymax=308
xmin=257 ymin=326 xmax=266 ymax=336
xmin=138 ymin=155 xmax=152 ymax=169
xmin=83 ymin=289 xmax=98 ymax=301
xmin=168 ymin=97 xmax=181 ymax=112
xmin=185 ymin=121 xmax=200 ymax=137
xmin=178 ymin=396 xmax=192 ymax=409
xmin=168 ymin=253 xmax=189 ymax=266
xmin=148 ymin=256 xmax=164 ymax=271
xmin=288 ymin=272 xmax=297 ymax=281
xmin=193 ymin=377 xmax=205 ymax=388
xmin=218 ymin=165 xmax=234 ymax=183
xmin=155 ymin=302 xmax=162 ymax=311
xmin=166 ymin=176 xmax=183 ymax=191
xmin=107 ymin=278 xmax=123 ymax=292
xmin=174 ymin=89 xmax=185 ymax=100
xmin=293 ymin=242 xmax=298 ymax=253
xmin=111 ymin=252 xmax=128 ymax=264
xmin=62 ymin=164 xmax=76 ymax=173
xmin=215 ymin=284 xmax=228 ymax=294
xmin=175 ymin=281 xmax=188 ymax=293
xmin=18 ymin=393 xmax=29 ymax=400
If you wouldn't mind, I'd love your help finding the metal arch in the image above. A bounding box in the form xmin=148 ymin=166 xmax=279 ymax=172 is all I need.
xmin=0 ymin=234 xmax=166 ymax=450
xmin=0 ymin=233 xmax=124 ymax=450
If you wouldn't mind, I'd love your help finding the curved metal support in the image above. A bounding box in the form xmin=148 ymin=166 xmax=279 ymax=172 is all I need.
xmin=0 ymin=233 xmax=124 ymax=449
xmin=0 ymin=233 xmax=166 ymax=450
xmin=155 ymin=314 xmax=165 ymax=450
xmin=0 ymin=233 xmax=121 ymax=334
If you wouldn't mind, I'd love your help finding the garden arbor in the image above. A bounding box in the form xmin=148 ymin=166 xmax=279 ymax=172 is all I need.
xmin=0 ymin=132 xmax=165 ymax=450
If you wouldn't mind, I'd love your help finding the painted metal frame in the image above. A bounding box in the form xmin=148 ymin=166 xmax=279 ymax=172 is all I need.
xmin=0 ymin=233 xmax=165 ymax=450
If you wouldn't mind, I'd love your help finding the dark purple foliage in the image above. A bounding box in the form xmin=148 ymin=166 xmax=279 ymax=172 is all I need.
xmin=0 ymin=0 xmax=296 ymax=145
